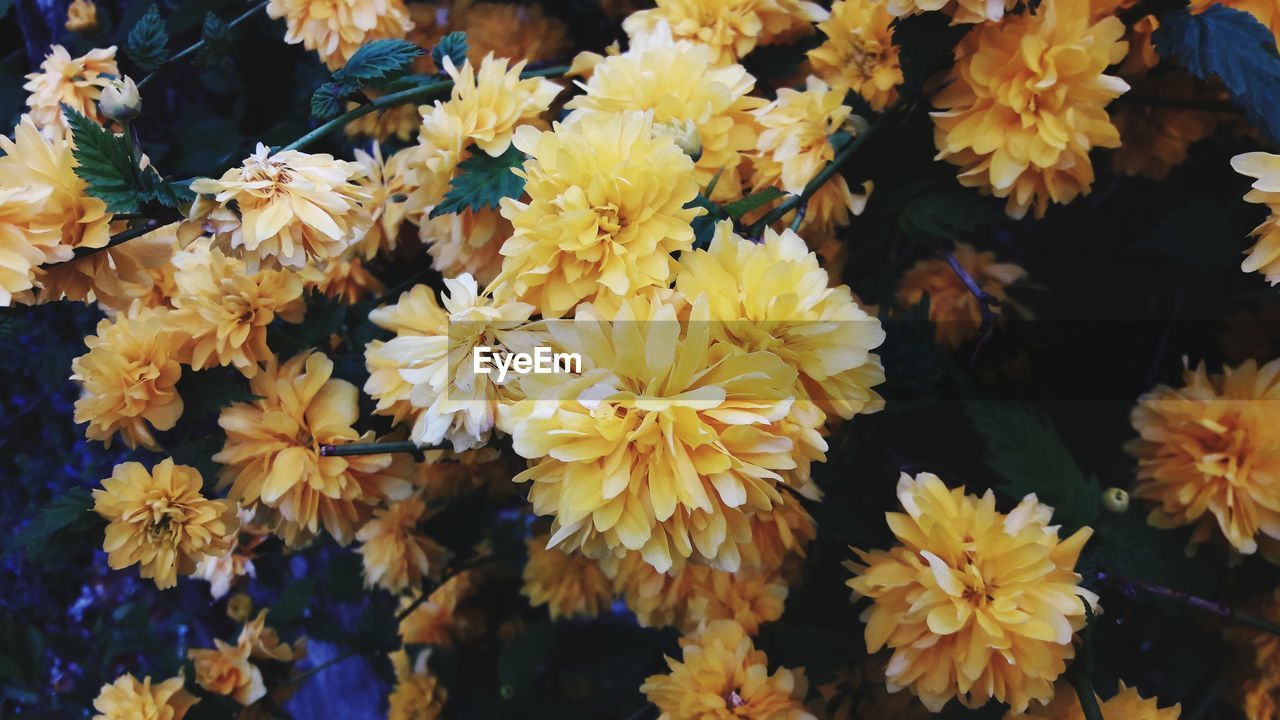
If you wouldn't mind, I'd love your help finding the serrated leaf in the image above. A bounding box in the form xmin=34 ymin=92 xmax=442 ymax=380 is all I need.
xmin=429 ymin=144 xmax=526 ymax=218
xmin=431 ymin=32 xmax=469 ymax=72
xmin=333 ymin=39 xmax=424 ymax=87
xmin=310 ymin=82 xmax=349 ymax=120
xmin=127 ymin=4 xmax=170 ymax=72
xmin=687 ymin=193 xmax=727 ymax=250
xmin=722 ymin=187 xmax=786 ymax=219
xmin=64 ymin=105 xmax=140 ymax=213
xmin=1153 ymin=5 xmax=1280 ymax=142
xmin=6 ymin=488 xmax=99 ymax=561
xmin=195 ymin=12 xmax=233 ymax=69
xmin=964 ymin=400 xmax=1100 ymax=532
xmin=897 ymin=189 xmax=1007 ymax=245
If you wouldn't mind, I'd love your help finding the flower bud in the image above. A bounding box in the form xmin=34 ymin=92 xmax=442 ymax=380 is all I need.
xmin=99 ymin=76 xmax=142 ymax=123
xmin=65 ymin=0 xmax=99 ymax=33
xmin=651 ymin=119 xmax=702 ymax=162
xmin=226 ymin=592 xmax=254 ymax=623
xmin=1101 ymin=487 xmax=1130 ymax=514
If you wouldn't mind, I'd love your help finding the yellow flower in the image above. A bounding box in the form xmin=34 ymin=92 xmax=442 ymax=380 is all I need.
xmin=92 ymin=674 xmax=197 ymax=720
xmin=165 ymin=239 xmax=305 ymax=378
xmin=300 ymin=256 xmax=385 ymax=304
xmin=399 ymin=571 xmax=479 ymax=646
xmin=93 ymin=458 xmax=238 ymax=590
xmin=424 ymin=54 xmax=563 ymax=159
xmin=493 ymin=111 xmax=703 ymax=317
xmin=932 ymin=0 xmax=1129 ymax=219
xmin=522 ymin=533 xmax=614 ymax=620
xmin=417 ymin=208 xmax=512 ymax=286
xmin=623 ymin=0 xmax=828 ymax=65
xmin=388 ymin=649 xmax=447 ymax=720
xmin=352 ymin=143 xmax=412 ymax=259
xmin=739 ymin=497 xmax=817 ymax=574
xmin=684 ymin=565 xmax=788 ymax=635
xmin=72 ymin=305 xmax=183 ymax=450
xmin=193 ymin=508 xmax=269 ymax=599
xmin=676 ymin=222 xmax=886 ymax=421
xmin=564 ymin=26 xmax=766 ymax=200
xmin=190 ymin=144 xmax=372 ymax=268
xmin=461 ymin=2 xmax=572 ymax=64
xmin=501 ymin=294 xmax=820 ymax=573
xmin=0 ymin=184 xmax=57 ymax=306
xmin=65 ymin=0 xmax=99 ymax=32
xmin=356 ymin=496 xmax=450 ymax=593
xmin=1006 ymin=681 xmax=1181 ymax=720
xmin=807 ymin=0 xmax=903 ymax=111
xmin=1230 ymin=152 xmax=1280 ymax=285
xmin=363 ymin=274 xmax=540 ymax=450
xmin=214 ymin=351 xmax=415 ymax=546
xmin=750 ymin=76 xmax=869 ymax=235
xmin=896 ymin=242 xmax=1027 ymax=349
xmin=188 ymin=639 xmax=266 ymax=706
xmin=640 ymin=619 xmax=814 ymax=719
xmin=1111 ymin=74 xmax=1217 ymax=181
xmin=606 ymin=550 xmax=699 ymax=628
xmin=37 ymin=222 xmax=178 ymax=311
xmin=847 ymin=472 xmax=1098 ymax=713
xmin=1126 ymin=358 xmax=1280 ymax=557
xmin=23 ymin=45 xmax=118 ymax=135
xmin=240 ymin=610 xmax=306 ymax=663
xmin=267 ymin=0 xmax=413 ymax=70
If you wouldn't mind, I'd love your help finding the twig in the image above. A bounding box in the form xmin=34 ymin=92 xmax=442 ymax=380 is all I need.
xmin=318 ymin=440 xmax=422 ymax=457
xmin=279 ymin=65 xmax=570 ymax=153
xmin=943 ymin=252 xmax=1001 ymax=364
xmin=1095 ymin=571 xmax=1280 ymax=636
xmin=137 ymin=1 xmax=271 ymax=89
xmin=70 ymin=220 xmax=162 ymax=260
xmin=394 ymin=555 xmax=501 ymax=622
xmin=277 ymin=651 xmax=358 ymax=691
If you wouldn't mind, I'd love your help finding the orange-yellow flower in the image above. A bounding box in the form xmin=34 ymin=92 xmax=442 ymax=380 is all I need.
xmin=461 ymin=2 xmax=572 ymax=64
xmin=1126 ymin=358 xmax=1280 ymax=557
xmin=300 ymin=256 xmax=384 ymax=304
xmin=399 ymin=571 xmax=480 ymax=647
xmin=188 ymin=639 xmax=266 ymax=706
xmin=72 ymin=305 xmax=183 ymax=450
xmin=522 ymin=534 xmax=614 ymax=620
xmin=92 ymin=674 xmax=197 ymax=720
xmin=36 ymin=222 xmax=178 ymax=311
xmin=1231 ymin=152 xmax=1280 ymax=285
xmin=807 ymin=0 xmax=903 ymax=111
xmin=215 ymin=351 xmax=414 ymax=546
xmin=623 ymin=0 xmax=828 ymax=65
xmin=847 ymin=472 xmax=1097 ymax=713
xmin=896 ymin=242 xmax=1027 ymax=349
xmin=356 ymin=496 xmax=449 ymax=593
xmin=267 ymin=0 xmax=413 ymax=70
xmin=23 ymin=45 xmax=118 ymax=135
xmin=1111 ymin=74 xmax=1217 ymax=181
xmin=1006 ymin=681 xmax=1181 ymax=720
xmin=352 ymin=143 xmax=413 ymax=259
xmin=388 ymin=649 xmax=448 ymax=720
xmin=640 ymin=619 xmax=814 ymax=719
xmin=93 ymin=458 xmax=238 ymax=590
xmin=932 ymin=0 xmax=1129 ymax=219
xmin=65 ymin=0 xmax=99 ymax=32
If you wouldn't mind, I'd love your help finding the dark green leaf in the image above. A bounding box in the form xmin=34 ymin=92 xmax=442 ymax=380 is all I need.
xmin=877 ymin=298 xmax=946 ymax=409
xmin=269 ymin=578 xmax=316 ymax=624
xmin=721 ymin=187 xmax=786 ymax=219
xmin=897 ymin=189 xmax=1007 ymax=245
xmin=138 ymin=171 xmax=195 ymax=209
xmin=127 ymin=4 xmax=170 ymax=72
xmin=64 ymin=105 xmax=140 ymax=213
xmin=964 ymin=400 xmax=1100 ymax=532
xmin=310 ymin=82 xmax=350 ymax=121
xmin=175 ymin=367 xmax=258 ymax=419
xmin=195 ymin=12 xmax=233 ymax=69
xmin=0 ymin=0 xmax=13 ymax=23
xmin=431 ymin=32 xmax=469 ymax=72
xmin=892 ymin=14 xmax=969 ymax=97
xmin=687 ymin=193 xmax=728 ymax=250
xmin=333 ymin=38 xmax=424 ymax=87
xmin=1154 ymin=5 xmax=1280 ymax=141
xmin=430 ymin=144 xmax=526 ymax=218
xmin=6 ymin=488 xmax=100 ymax=561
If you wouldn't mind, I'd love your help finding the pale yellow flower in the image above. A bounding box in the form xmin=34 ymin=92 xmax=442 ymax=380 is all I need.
xmin=847 ymin=472 xmax=1097 ymax=713
xmin=37 ymin=221 xmax=178 ymax=311
xmin=92 ymin=675 xmax=197 ymax=720
xmin=896 ymin=242 xmax=1027 ymax=349
xmin=417 ymin=208 xmax=511 ymax=286
xmin=424 ymin=53 xmax=563 ymax=159
xmin=493 ymin=111 xmax=703 ymax=317
xmin=190 ymin=144 xmax=372 ymax=268
xmin=808 ymin=0 xmax=903 ymax=111
xmin=65 ymin=0 xmax=99 ymax=32
xmin=932 ymin=0 xmax=1130 ymax=219
xmin=23 ymin=45 xmax=118 ymax=135
xmin=388 ymin=649 xmax=447 ymax=720
xmin=1126 ymin=358 xmax=1280 ymax=557
xmin=267 ymin=0 xmax=413 ymax=70
xmin=299 ymin=256 xmax=385 ymax=304
xmin=93 ymin=458 xmax=238 ymax=590
xmin=1230 ymin=152 xmax=1280 ymax=285
xmin=1006 ymin=681 xmax=1181 ymax=720
xmin=188 ymin=638 xmax=266 ymax=706
xmin=352 ymin=143 xmax=412 ymax=259
xmin=522 ymin=533 xmax=614 ymax=620
xmin=193 ymin=507 xmax=269 ymax=599
xmin=215 ymin=351 xmax=414 ymax=546
xmin=623 ymin=0 xmax=828 ymax=65
xmin=356 ymin=496 xmax=449 ymax=593
xmin=640 ymin=619 xmax=815 ymax=719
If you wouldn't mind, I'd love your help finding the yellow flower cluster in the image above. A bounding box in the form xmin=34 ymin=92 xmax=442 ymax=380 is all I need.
xmin=267 ymin=0 xmax=413 ymax=69
xmin=23 ymin=45 xmax=118 ymax=135
xmin=188 ymin=611 xmax=305 ymax=708
xmin=897 ymin=242 xmax=1027 ymax=348
xmin=807 ymin=0 xmax=903 ymax=112
xmin=92 ymin=674 xmax=197 ymax=720
xmin=623 ymin=0 xmax=828 ymax=65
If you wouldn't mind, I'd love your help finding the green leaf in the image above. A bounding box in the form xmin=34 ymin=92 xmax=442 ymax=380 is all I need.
xmin=269 ymin=578 xmax=317 ymax=624
xmin=429 ymin=144 xmax=526 ymax=218
xmin=127 ymin=4 xmax=170 ymax=72
xmin=333 ymin=38 xmax=424 ymax=87
xmin=63 ymin=105 xmax=141 ymax=213
xmin=1154 ymin=5 xmax=1280 ymax=142
xmin=721 ymin=187 xmax=786 ymax=219
xmin=687 ymin=193 xmax=727 ymax=250
xmin=310 ymin=82 xmax=349 ymax=120
xmin=431 ymin=32 xmax=469 ymax=71
xmin=897 ymin=189 xmax=1006 ymax=245
xmin=195 ymin=12 xmax=233 ymax=69
xmin=268 ymin=291 xmax=347 ymax=357
xmin=6 ymin=488 xmax=100 ymax=561
xmin=877 ymin=298 xmax=946 ymax=409
xmin=0 ymin=0 xmax=13 ymax=22
xmin=964 ymin=400 xmax=1100 ymax=532
xmin=175 ymin=367 xmax=258 ymax=419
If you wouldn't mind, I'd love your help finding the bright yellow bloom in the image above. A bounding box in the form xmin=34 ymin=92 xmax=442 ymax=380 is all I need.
xmin=215 ymin=351 xmax=415 ymax=546
xmin=750 ymin=76 xmax=869 ymax=235
xmin=462 ymin=2 xmax=572 ymax=64
xmin=932 ymin=0 xmax=1129 ymax=219
xmin=190 ymin=144 xmax=372 ymax=268
xmin=1006 ymin=681 xmax=1181 ymax=720
xmin=807 ymin=0 xmax=903 ymax=111
xmin=1231 ymin=152 xmax=1280 ymax=285
xmin=501 ymin=294 xmax=820 ymax=573
xmin=1111 ymin=74 xmax=1217 ymax=181
xmin=399 ymin=571 xmax=480 ymax=646
xmin=93 ymin=458 xmax=238 ymax=590
xmin=522 ymin=533 xmax=614 ymax=620
xmin=494 ymin=111 xmax=703 ymax=317
xmin=1126 ymin=358 xmax=1280 ymax=556
xmin=847 ymin=472 xmax=1098 ymax=713
xmin=267 ymin=0 xmax=413 ymax=70
xmin=65 ymin=0 xmax=99 ymax=32
xmin=417 ymin=208 xmax=511 ymax=286
xmin=165 ymin=239 xmax=305 ymax=378
xmin=23 ymin=45 xmax=118 ymax=135
xmin=640 ymin=619 xmax=815 ymax=719
xmin=364 ymin=274 xmax=541 ymax=450
xmin=739 ymin=497 xmax=817 ymax=573
xmin=623 ymin=0 xmax=828 ymax=65
xmin=0 ymin=184 xmax=57 ymax=306
xmin=676 ymin=222 xmax=886 ymax=421
xmin=356 ymin=496 xmax=449 ymax=593
xmin=565 ymin=26 xmax=765 ymax=200
xmin=92 ymin=674 xmax=197 ymax=720
xmin=423 ymin=53 xmax=562 ymax=159
xmin=896 ymin=242 xmax=1027 ymax=349
xmin=188 ymin=637 xmax=266 ymax=706
xmin=352 ymin=143 xmax=412 ymax=259
xmin=388 ymin=649 xmax=448 ymax=720
xmin=72 ymin=305 xmax=183 ymax=450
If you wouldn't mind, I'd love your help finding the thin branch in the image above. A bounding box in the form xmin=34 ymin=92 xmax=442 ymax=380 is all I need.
xmin=943 ymin=252 xmax=1001 ymax=364
xmin=1096 ymin=571 xmax=1280 ymax=636
xmin=318 ymin=440 xmax=422 ymax=457
xmin=394 ymin=555 xmax=501 ymax=622
xmin=277 ymin=651 xmax=358 ymax=691
xmin=137 ymin=1 xmax=271 ymax=89
xmin=71 ymin=220 xmax=162 ymax=260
